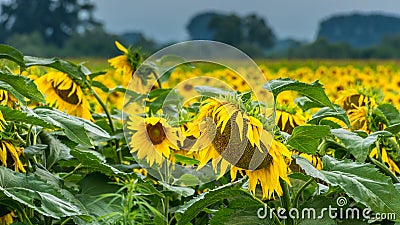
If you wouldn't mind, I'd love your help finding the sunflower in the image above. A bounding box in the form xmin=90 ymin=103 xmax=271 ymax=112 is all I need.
xmin=291 ymin=151 xmax=323 ymax=171
xmin=370 ymin=147 xmax=400 ymax=175
xmin=35 ymin=71 xmax=92 ymax=120
xmin=189 ymin=98 xmax=291 ymax=199
xmin=0 ymin=211 xmax=15 ymax=225
xmin=0 ymin=90 xmax=17 ymax=107
xmin=275 ymin=105 xmax=306 ymax=134
xmin=127 ymin=116 xmax=182 ymax=166
xmin=348 ymin=105 xmax=369 ymax=131
xmin=335 ymin=89 xmax=376 ymax=111
xmin=0 ymin=140 xmax=25 ymax=173
xmin=109 ymin=41 xmax=147 ymax=93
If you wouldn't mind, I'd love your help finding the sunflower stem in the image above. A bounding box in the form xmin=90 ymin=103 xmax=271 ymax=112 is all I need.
xmin=279 ymin=178 xmax=294 ymax=225
xmin=369 ymin=156 xmax=399 ymax=183
xmin=89 ymin=87 xmax=122 ymax=164
xmin=62 ymin=163 xmax=82 ymax=179
xmin=292 ymin=177 xmax=314 ymax=208
xmin=152 ymin=71 xmax=163 ymax=89
xmin=375 ymin=140 xmax=383 ymax=163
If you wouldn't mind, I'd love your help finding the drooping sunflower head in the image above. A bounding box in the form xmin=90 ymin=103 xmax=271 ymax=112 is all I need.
xmin=194 ymin=97 xmax=274 ymax=170
xmin=35 ymin=71 xmax=92 ymax=120
xmin=0 ymin=90 xmax=17 ymax=107
xmin=0 ymin=140 xmax=25 ymax=173
xmin=335 ymin=89 xmax=377 ymax=111
xmin=128 ymin=116 xmax=182 ymax=167
xmin=275 ymin=103 xmax=306 ymax=134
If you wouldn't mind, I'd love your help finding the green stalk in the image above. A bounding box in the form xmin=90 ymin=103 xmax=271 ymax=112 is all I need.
xmin=280 ymin=178 xmax=293 ymax=225
xmin=89 ymin=87 xmax=122 ymax=164
xmin=60 ymin=217 xmax=71 ymax=225
xmin=62 ymin=163 xmax=82 ymax=179
xmin=369 ymin=156 xmax=399 ymax=183
xmin=152 ymin=71 xmax=162 ymax=89
xmin=292 ymin=178 xmax=314 ymax=208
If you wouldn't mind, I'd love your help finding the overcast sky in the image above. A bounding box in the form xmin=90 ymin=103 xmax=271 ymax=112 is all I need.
xmin=93 ymin=0 xmax=400 ymax=42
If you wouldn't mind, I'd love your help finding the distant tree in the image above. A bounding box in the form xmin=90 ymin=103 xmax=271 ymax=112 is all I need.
xmin=187 ymin=12 xmax=275 ymax=51
xmin=317 ymin=13 xmax=400 ymax=48
xmin=62 ymin=28 xmax=119 ymax=57
xmin=208 ymin=14 xmax=243 ymax=46
xmin=242 ymin=14 xmax=275 ymax=49
xmin=0 ymin=0 xmax=100 ymax=46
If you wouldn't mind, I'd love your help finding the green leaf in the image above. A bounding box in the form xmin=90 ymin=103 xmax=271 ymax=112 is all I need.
xmin=377 ymin=103 xmax=400 ymax=125
xmin=0 ymin=106 xmax=54 ymax=128
xmin=80 ymin=173 xmax=119 ymax=196
xmin=24 ymin=56 xmax=86 ymax=84
xmin=173 ymin=174 xmax=200 ymax=187
xmin=0 ymin=167 xmax=88 ymax=219
xmin=34 ymin=108 xmax=110 ymax=147
xmin=295 ymin=96 xmax=326 ymax=111
xmin=194 ymin=86 xmax=233 ymax=97
xmin=385 ymin=123 xmax=400 ymax=134
xmin=0 ymin=44 xmax=25 ymax=68
xmin=330 ymin=129 xmax=392 ymax=162
xmin=23 ymin=144 xmax=48 ymax=157
xmin=91 ymin=80 xmax=109 ymax=92
xmin=0 ymin=72 xmax=45 ymax=103
xmin=173 ymin=154 xmax=200 ymax=165
xmin=70 ymin=149 xmax=125 ymax=176
xmin=210 ymin=207 xmax=271 ymax=225
xmin=175 ymin=179 xmax=253 ymax=225
xmin=294 ymin=155 xmax=400 ymax=221
xmin=263 ymin=78 xmax=333 ymax=108
xmin=0 ymin=81 xmax=26 ymax=104
xmin=308 ymin=105 xmax=350 ymax=127
xmin=39 ymin=132 xmax=72 ymax=169
xmin=287 ymin=125 xmax=330 ymax=154
xmin=159 ymin=182 xmax=195 ymax=197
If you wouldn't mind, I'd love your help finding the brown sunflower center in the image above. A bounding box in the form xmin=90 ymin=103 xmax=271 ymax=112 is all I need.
xmin=52 ymin=83 xmax=80 ymax=105
xmin=146 ymin=122 xmax=166 ymax=145
xmin=210 ymin=112 xmax=272 ymax=170
xmin=183 ymin=84 xmax=193 ymax=91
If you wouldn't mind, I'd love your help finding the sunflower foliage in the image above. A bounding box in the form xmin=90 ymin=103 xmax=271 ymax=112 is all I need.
xmin=0 ymin=43 xmax=399 ymax=225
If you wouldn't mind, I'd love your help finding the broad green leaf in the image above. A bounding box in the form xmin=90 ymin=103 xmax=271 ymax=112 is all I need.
xmin=175 ymin=179 xmax=254 ymax=225
xmin=294 ymin=155 xmax=400 ymax=221
xmin=0 ymin=167 xmax=88 ymax=219
xmin=385 ymin=123 xmax=400 ymax=134
xmin=378 ymin=103 xmax=400 ymax=125
xmin=330 ymin=129 xmax=393 ymax=162
xmin=34 ymin=108 xmax=110 ymax=147
xmin=91 ymin=80 xmax=109 ymax=92
xmin=295 ymin=96 xmax=325 ymax=111
xmin=70 ymin=149 xmax=125 ymax=176
xmin=210 ymin=197 xmax=272 ymax=225
xmin=0 ymin=44 xmax=25 ymax=68
xmin=24 ymin=144 xmax=48 ymax=157
xmin=174 ymin=174 xmax=201 ymax=187
xmin=308 ymin=105 xmax=350 ymax=127
xmin=159 ymin=182 xmax=195 ymax=197
xmin=0 ymin=72 xmax=44 ymax=103
xmin=24 ymin=56 xmax=86 ymax=84
xmin=173 ymin=154 xmax=200 ymax=165
xmin=39 ymin=132 xmax=72 ymax=169
xmin=80 ymin=173 xmax=119 ymax=196
xmin=263 ymin=78 xmax=333 ymax=108
xmin=194 ymin=86 xmax=233 ymax=97
xmin=287 ymin=125 xmax=330 ymax=154
xmin=0 ymin=81 xmax=26 ymax=104
xmin=0 ymin=106 xmax=54 ymax=128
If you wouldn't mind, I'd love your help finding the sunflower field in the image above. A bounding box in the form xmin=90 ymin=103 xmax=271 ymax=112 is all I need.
xmin=0 ymin=41 xmax=400 ymax=225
